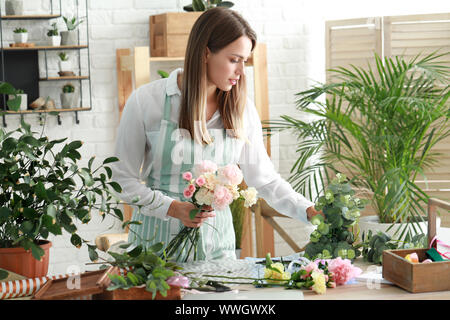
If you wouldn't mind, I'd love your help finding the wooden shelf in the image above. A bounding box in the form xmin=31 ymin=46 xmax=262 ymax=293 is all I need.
xmin=5 ymin=107 xmax=91 ymax=114
xmin=0 ymin=14 xmax=61 ymax=20
xmin=39 ymin=76 xmax=89 ymax=81
xmin=3 ymin=45 xmax=88 ymax=51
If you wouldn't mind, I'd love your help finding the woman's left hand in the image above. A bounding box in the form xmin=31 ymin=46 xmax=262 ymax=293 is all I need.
xmin=306 ymin=206 xmax=324 ymax=221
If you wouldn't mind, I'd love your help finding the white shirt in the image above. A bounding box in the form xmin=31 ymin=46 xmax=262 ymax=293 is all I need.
xmin=112 ymin=68 xmax=314 ymax=223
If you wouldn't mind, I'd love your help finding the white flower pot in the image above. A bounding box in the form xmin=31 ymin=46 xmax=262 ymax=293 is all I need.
xmin=357 ymin=215 xmax=441 ymax=243
xmin=5 ymin=0 xmax=23 ymax=15
xmin=60 ymin=92 xmax=78 ymax=109
xmin=8 ymin=93 xmax=27 ymax=111
xmin=49 ymin=35 xmax=61 ymax=46
xmin=60 ymin=30 xmax=77 ymax=45
xmin=59 ymin=60 xmax=72 ymax=72
xmin=13 ymin=32 xmax=28 ymax=44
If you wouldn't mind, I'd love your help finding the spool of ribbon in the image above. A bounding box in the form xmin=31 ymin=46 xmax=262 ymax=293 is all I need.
xmin=429 ymin=236 xmax=450 ymax=259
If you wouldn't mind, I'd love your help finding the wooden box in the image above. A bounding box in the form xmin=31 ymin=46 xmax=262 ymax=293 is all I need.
xmin=382 ymin=198 xmax=450 ymax=293
xmin=93 ymin=285 xmax=181 ymax=300
xmin=149 ymin=12 xmax=202 ymax=57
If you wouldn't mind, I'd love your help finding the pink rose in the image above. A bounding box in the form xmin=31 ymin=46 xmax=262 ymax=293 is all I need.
xmin=194 ymin=160 xmax=218 ymax=176
xmin=327 ymin=257 xmax=362 ymax=285
xmin=188 ymin=184 xmax=196 ymax=193
xmin=195 ymin=176 xmax=206 ymax=187
xmin=212 ymin=185 xmax=233 ymax=211
xmin=183 ymin=188 xmax=193 ymax=199
xmin=166 ymin=275 xmax=189 ymax=288
xmin=218 ymin=164 xmax=243 ymax=186
xmin=182 ymin=171 xmax=193 ymax=181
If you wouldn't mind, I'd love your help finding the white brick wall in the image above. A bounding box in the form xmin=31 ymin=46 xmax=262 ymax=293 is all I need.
xmin=1 ymin=0 xmax=448 ymax=275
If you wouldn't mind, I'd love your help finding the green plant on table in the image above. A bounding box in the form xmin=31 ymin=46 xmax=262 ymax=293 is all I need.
xmin=0 ymin=117 xmax=127 ymax=265
xmin=360 ymin=230 xmax=427 ymax=265
xmin=265 ymin=52 xmax=450 ymax=241
xmin=183 ymin=0 xmax=234 ymax=11
xmin=304 ymin=173 xmax=367 ymax=261
xmin=100 ymin=241 xmax=183 ymax=299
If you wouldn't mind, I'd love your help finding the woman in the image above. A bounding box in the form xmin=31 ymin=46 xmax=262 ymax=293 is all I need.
xmin=112 ymin=7 xmax=322 ymax=262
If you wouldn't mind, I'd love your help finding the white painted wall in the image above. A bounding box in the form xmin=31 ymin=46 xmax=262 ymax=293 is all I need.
xmin=1 ymin=0 xmax=448 ymax=275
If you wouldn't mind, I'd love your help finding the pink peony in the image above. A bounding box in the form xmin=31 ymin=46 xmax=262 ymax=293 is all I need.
xmin=183 ymin=188 xmax=193 ymax=199
xmin=194 ymin=160 xmax=218 ymax=176
xmin=218 ymin=164 xmax=243 ymax=186
xmin=212 ymin=185 xmax=233 ymax=211
xmin=166 ymin=275 xmax=189 ymax=288
xmin=327 ymin=257 xmax=362 ymax=285
xmin=195 ymin=176 xmax=206 ymax=187
xmin=182 ymin=171 xmax=193 ymax=181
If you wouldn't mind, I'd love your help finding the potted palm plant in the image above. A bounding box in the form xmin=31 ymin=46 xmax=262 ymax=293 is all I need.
xmin=266 ymin=52 xmax=450 ymax=242
xmin=13 ymin=27 xmax=28 ymax=44
xmin=61 ymin=16 xmax=83 ymax=45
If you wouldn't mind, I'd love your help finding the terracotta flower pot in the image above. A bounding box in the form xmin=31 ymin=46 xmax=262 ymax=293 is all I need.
xmin=0 ymin=240 xmax=52 ymax=278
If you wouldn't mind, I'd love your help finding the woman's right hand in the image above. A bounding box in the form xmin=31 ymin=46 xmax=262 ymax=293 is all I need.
xmin=167 ymin=200 xmax=216 ymax=228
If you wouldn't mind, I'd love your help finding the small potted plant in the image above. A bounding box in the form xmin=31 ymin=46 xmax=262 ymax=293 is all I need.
xmin=47 ymin=22 xmax=61 ymax=46
xmin=13 ymin=27 xmax=28 ymax=44
xmin=183 ymin=0 xmax=234 ymax=11
xmin=5 ymin=0 xmax=23 ymax=15
xmin=0 ymin=114 xmax=126 ymax=279
xmin=60 ymin=83 xmax=77 ymax=108
xmin=61 ymin=16 xmax=84 ymax=45
xmin=8 ymin=88 xmax=27 ymax=111
xmin=58 ymin=52 xmax=71 ymax=72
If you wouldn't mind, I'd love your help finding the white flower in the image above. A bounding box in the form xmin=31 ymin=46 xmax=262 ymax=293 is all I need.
xmin=240 ymin=187 xmax=258 ymax=208
xmin=194 ymin=187 xmax=214 ymax=206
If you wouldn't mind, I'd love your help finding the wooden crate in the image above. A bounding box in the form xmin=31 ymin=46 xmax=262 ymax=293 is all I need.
xmin=149 ymin=12 xmax=202 ymax=57
xmin=382 ymin=198 xmax=450 ymax=293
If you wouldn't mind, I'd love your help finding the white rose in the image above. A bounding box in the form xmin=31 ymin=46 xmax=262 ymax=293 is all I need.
xmin=240 ymin=187 xmax=258 ymax=208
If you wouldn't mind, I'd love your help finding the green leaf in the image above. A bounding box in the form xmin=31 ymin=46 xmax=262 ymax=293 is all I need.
xmin=47 ymin=204 xmax=57 ymax=221
xmin=0 ymin=269 xmax=9 ymax=280
xmin=35 ymin=181 xmax=48 ymax=200
xmin=103 ymin=157 xmax=119 ymax=165
xmin=127 ymin=272 xmax=140 ymax=286
xmin=108 ymin=181 xmax=122 ymax=193
xmin=189 ymin=208 xmax=199 ymax=220
xmin=0 ymin=207 xmax=12 ymax=221
xmin=70 ymin=234 xmax=82 ymax=248
xmin=148 ymin=242 xmax=164 ymax=253
xmin=30 ymin=242 xmax=45 ymax=261
xmin=127 ymin=245 xmax=143 ymax=258
xmin=79 ymin=168 xmax=94 ymax=187
xmin=88 ymin=245 xmax=99 ymax=262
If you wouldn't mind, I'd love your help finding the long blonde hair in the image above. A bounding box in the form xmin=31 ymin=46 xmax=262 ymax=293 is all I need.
xmin=179 ymin=7 xmax=257 ymax=145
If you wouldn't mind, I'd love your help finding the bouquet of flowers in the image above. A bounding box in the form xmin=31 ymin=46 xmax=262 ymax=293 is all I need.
xmin=263 ymin=254 xmax=362 ymax=294
xmin=165 ymin=160 xmax=258 ymax=262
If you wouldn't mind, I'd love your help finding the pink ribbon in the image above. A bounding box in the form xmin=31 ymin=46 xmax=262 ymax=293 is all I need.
xmin=429 ymin=236 xmax=450 ymax=259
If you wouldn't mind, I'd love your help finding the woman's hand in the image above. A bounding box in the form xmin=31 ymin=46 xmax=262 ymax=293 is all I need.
xmin=306 ymin=205 xmax=324 ymax=221
xmin=167 ymin=200 xmax=216 ymax=228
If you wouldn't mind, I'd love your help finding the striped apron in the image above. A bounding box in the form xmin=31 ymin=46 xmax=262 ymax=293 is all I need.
xmin=128 ymin=93 xmax=243 ymax=262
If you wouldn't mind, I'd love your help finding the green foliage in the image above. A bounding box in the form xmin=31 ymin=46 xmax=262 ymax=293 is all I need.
xmin=58 ymin=52 xmax=68 ymax=61
xmin=103 ymin=242 xmax=183 ymax=300
xmin=62 ymin=16 xmax=84 ymax=31
xmin=0 ymin=118 xmax=126 ymax=261
xmin=304 ymin=173 xmax=367 ymax=261
xmin=62 ymin=83 xmax=75 ymax=93
xmin=360 ymin=230 xmax=427 ymax=265
xmin=230 ymin=198 xmax=245 ymax=249
xmin=0 ymin=82 xmax=23 ymax=113
xmin=13 ymin=27 xmax=27 ymax=33
xmin=47 ymin=23 xmax=59 ymax=37
xmin=157 ymin=70 xmax=169 ymax=79
xmin=183 ymin=0 xmax=234 ymax=11
xmin=265 ymin=52 xmax=450 ymax=240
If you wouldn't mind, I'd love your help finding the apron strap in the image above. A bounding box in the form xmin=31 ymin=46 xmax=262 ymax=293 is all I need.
xmin=163 ymin=94 xmax=172 ymax=121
